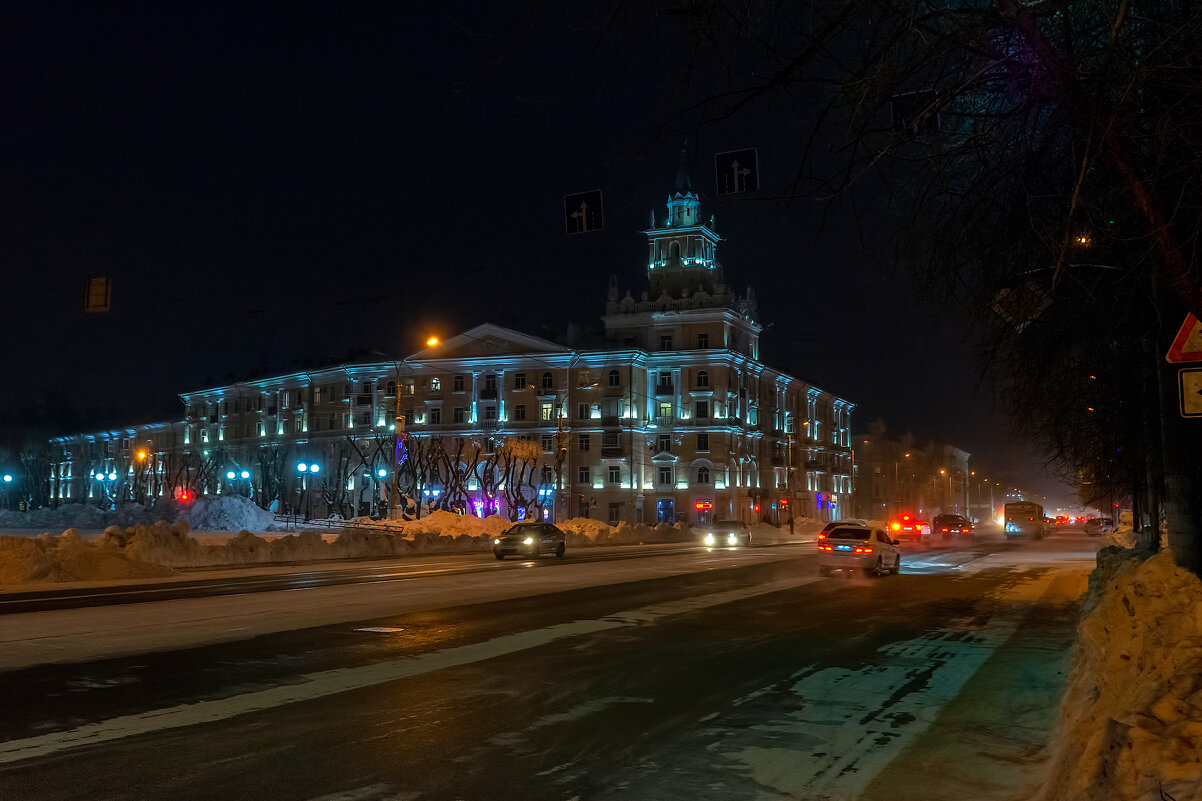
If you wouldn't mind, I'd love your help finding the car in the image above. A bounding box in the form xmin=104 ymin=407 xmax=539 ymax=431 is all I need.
xmin=887 ymin=512 xmax=929 ymax=544
xmin=817 ymin=525 xmax=901 ymax=576
xmin=817 ymin=518 xmax=869 ymax=541
xmin=703 ymin=519 xmax=751 ymax=547
xmin=931 ymin=513 xmax=973 ymax=541
xmin=1084 ymin=517 xmax=1117 ymax=536
xmin=493 ymin=522 xmax=567 ymax=559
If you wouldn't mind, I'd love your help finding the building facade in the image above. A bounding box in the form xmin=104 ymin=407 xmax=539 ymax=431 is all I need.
xmin=851 ymin=427 xmax=972 ymax=521
xmin=48 ymin=178 xmax=855 ymax=525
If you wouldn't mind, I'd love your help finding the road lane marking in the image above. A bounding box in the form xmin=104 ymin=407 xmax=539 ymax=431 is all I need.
xmin=708 ymin=570 xmax=1060 ymax=800
xmin=0 ymin=575 xmax=821 ymax=764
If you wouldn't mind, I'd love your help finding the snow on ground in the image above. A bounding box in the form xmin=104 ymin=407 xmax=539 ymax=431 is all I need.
xmin=1038 ymin=543 xmax=1202 ymax=801
xmin=0 ymin=499 xmax=819 ymax=584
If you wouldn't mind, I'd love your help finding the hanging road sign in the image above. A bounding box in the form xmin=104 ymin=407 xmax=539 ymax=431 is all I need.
xmin=1180 ymin=368 xmax=1202 ymax=418
xmin=84 ymin=277 xmax=111 ymax=313
xmin=715 ymin=148 xmax=759 ymax=196
xmin=1166 ymin=313 xmax=1202 ymax=362
xmin=564 ymin=190 xmax=604 ymax=234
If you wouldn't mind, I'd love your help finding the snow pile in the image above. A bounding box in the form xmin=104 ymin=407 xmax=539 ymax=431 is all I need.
xmin=0 ymin=530 xmax=175 ymax=585
xmin=1039 ymin=548 xmax=1202 ymax=801
xmin=399 ymin=511 xmax=512 ymax=539
xmin=179 ymin=495 xmax=277 ymax=533
xmin=0 ymin=497 xmax=279 ymax=534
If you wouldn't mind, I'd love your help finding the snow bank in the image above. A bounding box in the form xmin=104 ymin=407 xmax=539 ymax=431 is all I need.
xmin=0 ymin=531 xmax=175 ymax=584
xmin=1039 ymin=548 xmax=1202 ymax=801
xmin=0 ymin=496 xmax=279 ymax=534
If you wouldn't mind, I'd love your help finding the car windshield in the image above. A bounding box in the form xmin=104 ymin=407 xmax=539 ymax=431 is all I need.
xmin=828 ymin=527 xmax=870 ymax=540
xmin=504 ymin=525 xmax=541 ymax=536
xmin=713 ymin=520 xmax=740 ymax=528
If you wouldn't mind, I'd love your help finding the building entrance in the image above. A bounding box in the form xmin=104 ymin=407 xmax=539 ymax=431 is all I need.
xmin=656 ymin=498 xmax=675 ymax=524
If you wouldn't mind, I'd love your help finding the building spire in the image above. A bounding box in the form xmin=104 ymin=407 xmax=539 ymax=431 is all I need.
xmin=675 ymin=139 xmax=693 ymax=194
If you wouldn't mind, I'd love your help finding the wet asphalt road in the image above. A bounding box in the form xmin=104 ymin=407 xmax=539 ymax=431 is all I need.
xmin=0 ymin=533 xmax=1096 ymax=801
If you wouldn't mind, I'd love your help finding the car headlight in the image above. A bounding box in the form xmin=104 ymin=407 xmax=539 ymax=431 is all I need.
xmin=704 ymin=532 xmax=715 ymax=545
xmin=727 ymin=533 xmax=737 ymax=544
xmin=493 ymin=538 xmax=501 ymax=545
xmin=523 ymin=537 xmax=534 ymax=545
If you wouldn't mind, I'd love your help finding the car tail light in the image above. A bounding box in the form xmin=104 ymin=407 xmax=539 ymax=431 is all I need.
xmin=853 ymin=546 xmax=873 ymax=554
xmin=818 ymin=544 xmax=833 ymax=551
xmin=817 ymin=532 xmax=827 ymax=540
xmin=941 ymin=527 xmax=949 ymax=533
xmin=890 ymin=522 xmax=901 ymax=531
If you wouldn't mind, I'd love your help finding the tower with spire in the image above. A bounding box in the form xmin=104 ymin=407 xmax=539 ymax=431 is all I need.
xmin=604 ymin=147 xmax=760 ymax=357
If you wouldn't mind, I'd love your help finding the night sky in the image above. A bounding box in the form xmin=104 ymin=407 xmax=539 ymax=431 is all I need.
xmin=0 ymin=4 xmax=1060 ymax=498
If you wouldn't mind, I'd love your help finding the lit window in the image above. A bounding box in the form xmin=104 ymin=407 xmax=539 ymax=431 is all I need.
xmin=431 ymin=377 xmax=441 ymax=391
xmin=540 ymin=402 xmax=553 ymax=421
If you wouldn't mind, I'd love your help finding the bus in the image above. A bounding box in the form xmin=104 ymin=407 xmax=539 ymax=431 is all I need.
xmin=1004 ymin=501 xmax=1045 ymax=539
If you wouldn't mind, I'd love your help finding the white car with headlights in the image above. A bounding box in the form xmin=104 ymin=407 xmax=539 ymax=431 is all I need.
xmin=817 ymin=525 xmax=901 ymax=577
xmin=492 ymin=522 xmax=566 ymax=560
xmin=702 ymin=520 xmax=752 ymax=547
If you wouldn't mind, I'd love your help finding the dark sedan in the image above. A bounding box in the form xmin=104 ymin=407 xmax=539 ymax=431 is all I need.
xmin=493 ymin=522 xmax=567 ymax=560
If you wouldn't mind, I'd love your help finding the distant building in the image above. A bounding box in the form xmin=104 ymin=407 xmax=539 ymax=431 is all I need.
xmin=48 ymin=168 xmax=855 ymax=525
xmin=852 ymin=427 xmax=972 ymax=521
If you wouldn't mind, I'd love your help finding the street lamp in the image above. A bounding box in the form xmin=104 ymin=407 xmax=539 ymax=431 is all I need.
xmin=296 ymin=462 xmax=319 ymax=520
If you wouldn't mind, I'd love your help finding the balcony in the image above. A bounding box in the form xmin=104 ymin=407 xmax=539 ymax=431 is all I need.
xmin=655 ymin=383 xmax=674 ymax=396
xmin=601 ymin=416 xmax=620 ymax=428
xmin=653 ymin=416 xmax=674 ymax=428
xmin=601 ymin=446 xmax=624 ymax=457
xmin=479 ymin=419 xmax=499 ymax=431
xmin=356 ymin=395 xmax=372 ymax=406
xmin=478 ymin=388 xmax=498 ymax=400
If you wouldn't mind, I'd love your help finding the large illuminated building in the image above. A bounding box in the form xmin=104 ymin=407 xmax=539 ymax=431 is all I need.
xmin=48 ymin=175 xmax=855 ymax=525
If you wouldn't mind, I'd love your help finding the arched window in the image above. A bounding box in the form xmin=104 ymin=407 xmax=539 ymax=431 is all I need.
xmin=696 ymin=370 xmax=709 ymax=387
xmin=608 ymin=369 xmax=620 ymax=387
xmin=669 ymin=241 xmax=681 ymax=260
xmin=386 ymin=380 xmax=396 ymax=396
xmin=541 ymin=372 xmax=554 ymax=390
xmin=697 ymin=466 xmax=711 ymax=484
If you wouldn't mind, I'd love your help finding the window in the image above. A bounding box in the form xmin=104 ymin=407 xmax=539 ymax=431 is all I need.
xmin=658 ymin=401 xmax=673 ymax=418
xmin=608 ymin=502 xmax=621 ymax=524
xmin=657 ymin=434 xmax=671 ymax=452
xmin=697 ymin=333 xmax=709 ymax=348
xmin=385 ymin=381 xmax=396 ymax=396
xmin=695 ymin=400 xmax=709 ymax=419
xmin=603 ymin=431 xmax=618 ymax=448
xmin=608 ymin=369 xmax=620 ymax=387
xmin=453 ymin=374 xmax=465 ymax=392
xmin=578 ymin=466 xmax=590 ymax=484
xmin=658 ymin=466 xmax=673 ymax=485
xmin=454 ymin=407 xmax=465 ymax=423
xmin=577 ymin=403 xmax=589 ymax=420
xmin=257 ymin=421 xmax=266 ymax=438
xmin=540 ymin=402 xmax=554 ymax=421
xmin=659 ymin=334 xmax=672 ymax=350
xmin=514 ymin=404 xmax=526 ymax=421
xmin=430 ymin=377 xmax=441 ymax=391
xmin=359 ymin=383 xmax=370 ymax=396
xmin=697 ymin=466 xmax=711 ymax=484
xmin=696 ymin=370 xmax=709 ymax=387
xmin=697 ymin=433 xmax=709 ymax=451
xmin=541 ymin=466 xmax=553 ymax=484
xmin=294 ymin=418 xmax=304 ymax=433
xmin=514 ymin=372 xmax=526 ymax=390
xmin=579 ymin=434 xmax=590 ymax=451
xmin=484 ymin=406 xmax=497 ymax=420
xmin=430 ymin=408 xmax=442 ymax=424
xmin=541 ymin=372 xmax=554 ymax=390
xmin=541 ymin=434 xmax=553 ymax=452
xmin=608 ymin=466 xmax=621 ymax=484
xmin=577 ymin=369 xmax=591 ymax=387
xmin=484 ymin=374 xmax=496 ymax=390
